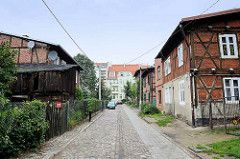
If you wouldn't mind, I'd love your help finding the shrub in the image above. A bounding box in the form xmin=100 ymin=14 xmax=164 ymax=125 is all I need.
xmin=0 ymin=100 xmax=49 ymax=157
xmin=122 ymin=99 xmax=126 ymax=104
xmin=142 ymin=104 xmax=160 ymax=115
xmin=75 ymin=88 xmax=83 ymax=100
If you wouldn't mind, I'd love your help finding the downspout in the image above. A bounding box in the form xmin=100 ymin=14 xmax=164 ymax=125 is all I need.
xmin=179 ymin=24 xmax=195 ymax=127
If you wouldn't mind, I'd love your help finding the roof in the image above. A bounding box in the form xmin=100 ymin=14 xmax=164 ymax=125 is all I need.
xmin=16 ymin=64 xmax=81 ymax=73
xmin=0 ymin=31 xmax=83 ymax=70
xmin=155 ymin=8 xmax=240 ymax=59
xmin=141 ymin=67 xmax=155 ymax=78
xmin=108 ymin=64 xmax=141 ymax=78
xmin=133 ymin=66 xmax=152 ymax=77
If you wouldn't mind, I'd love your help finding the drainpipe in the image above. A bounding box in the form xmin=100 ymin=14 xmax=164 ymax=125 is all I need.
xmin=179 ymin=24 xmax=195 ymax=127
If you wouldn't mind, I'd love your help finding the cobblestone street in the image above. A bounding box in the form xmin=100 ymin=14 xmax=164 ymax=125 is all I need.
xmin=53 ymin=105 xmax=152 ymax=159
xmin=51 ymin=105 xmax=191 ymax=159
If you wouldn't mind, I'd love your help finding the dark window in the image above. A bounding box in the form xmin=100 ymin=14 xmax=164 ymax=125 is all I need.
xmin=33 ymin=75 xmax=39 ymax=90
xmin=148 ymin=92 xmax=150 ymax=102
xmin=157 ymin=66 xmax=160 ymax=79
xmin=159 ymin=90 xmax=161 ymax=104
xmin=148 ymin=75 xmax=150 ymax=85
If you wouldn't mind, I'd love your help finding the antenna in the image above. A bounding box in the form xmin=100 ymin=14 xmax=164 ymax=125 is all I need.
xmin=48 ymin=50 xmax=58 ymax=60
xmin=27 ymin=41 xmax=35 ymax=49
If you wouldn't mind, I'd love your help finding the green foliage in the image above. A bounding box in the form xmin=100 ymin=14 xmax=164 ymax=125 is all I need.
xmin=0 ymin=42 xmax=18 ymax=94
xmin=95 ymin=81 xmax=112 ymax=100
xmin=68 ymin=101 xmax=84 ymax=129
xmin=142 ymin=104 xmax=159 ymax=115
xmin=124 ymin=81 xmax=132 ymax=100
xmin=75 ymin=88 xmax=84 ymax=100
xmin=205 ymin=138 xmax=240 ymax=158
xmin=74 ymin=54 xmax=98 ymax=97
xmin=122 ymin=99 xmax=126 ymax=104
xmin=157 ymin=115 xmax=174 ymax=126
xmin=0 ymin=100 xmax=49 ymax=157
xmin=85 ymin=98 xmax=100 ymax=113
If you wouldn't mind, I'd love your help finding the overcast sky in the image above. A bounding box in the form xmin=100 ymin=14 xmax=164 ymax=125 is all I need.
xmin=0 ymin=0 xmax=239 ymax=66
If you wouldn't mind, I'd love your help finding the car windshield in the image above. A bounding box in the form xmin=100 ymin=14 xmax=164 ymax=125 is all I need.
xmin=108 ymin=102 xmax=114 ymax=104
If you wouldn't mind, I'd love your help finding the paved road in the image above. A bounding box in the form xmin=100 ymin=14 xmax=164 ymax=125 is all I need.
xmin=53 ymin=105 xmax=191 ymax=159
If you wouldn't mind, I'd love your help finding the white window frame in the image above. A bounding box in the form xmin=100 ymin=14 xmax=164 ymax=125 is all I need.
xmin=223 ymin=77 xmax=240 ymax=103
xmin=178 ymin=43 xmax=183 ymax=67
xmin=109 ymin=71 xmax=115 ymax=77
xmin=219 ymin=34 xmax=238 ymax=58
xmin=164 ymin=56 xmax=171 ymax=76
xmin=179 ymin=80 xmax=185 ymax=105
xmin=165 ymin=87 xmax=171 ymax=104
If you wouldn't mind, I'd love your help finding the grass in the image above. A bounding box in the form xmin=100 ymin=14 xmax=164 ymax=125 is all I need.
xmin=141 ymin=113 xmax=174 ymax=127
xmin=196 ymin=144 xmax=206 ymax=150
xmin=204 ymin=138 xmax=240 ymax=158
xmin=157 ymin=115 xmax=174 ymax=126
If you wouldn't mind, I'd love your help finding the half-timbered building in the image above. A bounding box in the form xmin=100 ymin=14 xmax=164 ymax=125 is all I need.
xmin=155 ymin=8 xmax=240 ymax=126
xmin=0 ymin=32 xmax=82 ymax=102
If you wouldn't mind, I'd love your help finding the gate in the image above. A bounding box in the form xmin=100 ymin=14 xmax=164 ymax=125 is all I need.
xmin=198 ymin=97 xmax=240 ymax=136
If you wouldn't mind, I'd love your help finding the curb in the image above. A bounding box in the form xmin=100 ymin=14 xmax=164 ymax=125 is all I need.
xmin=42 ymin=111 xmax=104 ymax=159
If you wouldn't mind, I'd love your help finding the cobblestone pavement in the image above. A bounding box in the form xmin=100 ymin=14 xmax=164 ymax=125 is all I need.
xmin=53 ymin=105 xmax=152 ymax=159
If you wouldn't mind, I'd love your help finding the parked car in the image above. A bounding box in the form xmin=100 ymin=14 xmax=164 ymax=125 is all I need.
xmin=116 ymin=100 xmax=122 ymax=105
xmin=107 ymin=101 xmax=116 ymax=109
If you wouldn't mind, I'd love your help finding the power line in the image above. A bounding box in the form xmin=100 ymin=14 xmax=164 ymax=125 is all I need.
xmin=41 ymin=0 xmax=87 ymax=57
xmin=201 ymin=0 xmax=221 ymax=14
xmin=126 ymin=0 xmax=221 ymax=64
xmin=126 ymin=39 xmax=167 ymax=64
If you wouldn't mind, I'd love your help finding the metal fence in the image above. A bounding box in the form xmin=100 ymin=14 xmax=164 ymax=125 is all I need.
xmin=198 ymin=96 xmax=240 ymax=136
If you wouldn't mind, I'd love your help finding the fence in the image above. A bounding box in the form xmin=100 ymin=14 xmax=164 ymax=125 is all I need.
xmin=8 ymin=100 xmax=108 ymax=141
xmin=198 ymin=97 xmax=240 ymax=136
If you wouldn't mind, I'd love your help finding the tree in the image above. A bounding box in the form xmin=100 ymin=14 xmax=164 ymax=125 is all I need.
xmin=0 ymin=42 xmax=17 ymax=95
xmin=124 ymin=81 xmax=132 ymax=101
xmin=74 ymin=54 xmax=98 ymax=97
xmin=130 ymin=83 xmax=137 ymax=100
xmin=95 ymin=81 xmax=112 ymax=100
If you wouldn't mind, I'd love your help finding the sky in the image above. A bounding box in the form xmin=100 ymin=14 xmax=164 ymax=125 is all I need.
xmin=0 ymin=0 xmax=239 ymax=66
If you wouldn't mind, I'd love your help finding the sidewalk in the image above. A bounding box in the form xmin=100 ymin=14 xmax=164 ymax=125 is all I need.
xmin=138 ymin=108 xmax=239 ymax=159
xmin=123 ymin=105 xmax=192 ymax=159
xmin=14 ymin=112 xmax=103 ymax=159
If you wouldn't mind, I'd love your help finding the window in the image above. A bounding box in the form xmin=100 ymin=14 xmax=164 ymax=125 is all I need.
xmin=148 ymin=75 xmax=150 ymax=85
xmin=164 ymin=56 xmax=171 ymax=76
xmin=119 ymin=79 xmax=122 ymax=84
xmin=219 ymin=34 xmax=238 ymax=58
xmin=158 ymin=90 xmax=161 ymax=104
xmin=120 ymin=94 xmax=122 ymax=99
xmin=109 ymin=71 xmax=115 ymax=77
xmin=76 ymin=71 xmax=78 ymax=84
xmin=143 ymin=78 xmax=146 ymax=88
xmin=165 ymin=87 xmax=171 ymax=104
xmin=178 ymin=43 xmax=183 ymax=67
xmin=148 ymin=92 xmax=150 ymax=101
xmin=179 ymin=80 xmax=185 ymax=105
xmin=144 ymin=93 xmax=146 ymax=101
xmin=157 ymin=66 xmax=161 ymax=80
xmin=223 ymin=78 xmax=240 ymax=102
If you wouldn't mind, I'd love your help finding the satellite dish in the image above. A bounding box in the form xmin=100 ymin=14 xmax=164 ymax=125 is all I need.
xmin=27 ymin=41 xmax=35 ymax=49
xmin=48 ymin=50 xmax=58 ymax=60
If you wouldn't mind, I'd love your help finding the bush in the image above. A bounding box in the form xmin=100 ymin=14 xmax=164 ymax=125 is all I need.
xmin=122 ymin=99 xmax=126 ymax=104
xmin=75 ymin=88 xmax=83 ymax=100
xmin=0 ymin=100 xmax=49 ymax=157
xmin=142 ymin=103 xmax=160 ymax=115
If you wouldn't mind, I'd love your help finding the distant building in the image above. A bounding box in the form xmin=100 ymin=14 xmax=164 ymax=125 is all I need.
xmin=94 ymin=62 xmax=109 ymax=86
xmin=106 ymin=64 xmax=140 ymax=101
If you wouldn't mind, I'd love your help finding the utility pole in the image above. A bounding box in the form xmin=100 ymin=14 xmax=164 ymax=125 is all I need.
xmin=99 ymin=67 xmax=101 ymax=101
xmin=139 ymin=67 xmax=142 ymax=115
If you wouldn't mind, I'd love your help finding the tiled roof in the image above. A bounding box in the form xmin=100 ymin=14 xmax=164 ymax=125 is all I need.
xmin=108 ymin=64 xmax=146 ymax=78
xmin=182 ymin=8 xmax=240 ymax=22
